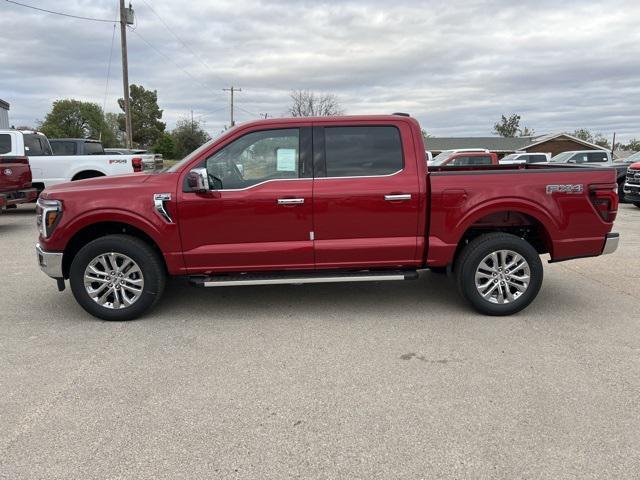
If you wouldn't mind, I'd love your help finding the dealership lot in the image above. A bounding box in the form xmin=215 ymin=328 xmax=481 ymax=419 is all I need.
xmin=1 ymin=204 xmax=639 ymax=479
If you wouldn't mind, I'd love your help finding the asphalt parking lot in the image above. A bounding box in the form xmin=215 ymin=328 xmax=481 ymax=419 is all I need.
xmin=1 ymin=204 xmax=639 ymax=479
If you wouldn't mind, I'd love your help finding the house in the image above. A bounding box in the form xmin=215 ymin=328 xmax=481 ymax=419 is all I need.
xmin=426 ymin=133 xmax=610 ymax=158
xmin=0 ymin=99 xmax=9 ymax=129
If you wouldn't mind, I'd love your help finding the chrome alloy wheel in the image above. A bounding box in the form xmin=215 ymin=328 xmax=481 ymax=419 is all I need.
xmin=474 ymin=250 xmax=530 ymax=304
xmin=83 ymin=252 xmax=145 ymax=309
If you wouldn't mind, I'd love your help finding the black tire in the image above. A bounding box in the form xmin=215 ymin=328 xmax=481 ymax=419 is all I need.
xmin=634 ymin=202 xmax=640 ymax=209
xmin=455 ymin=233 xmax=543 ymax=316
xmin=618 ymin=180 xmax=626 ymax=203
xmin=69 ymin=234 xmax=166 ymax=321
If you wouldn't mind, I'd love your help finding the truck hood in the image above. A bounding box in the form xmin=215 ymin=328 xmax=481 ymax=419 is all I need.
xmin=41 ymin=173 xmax=152 ymax=197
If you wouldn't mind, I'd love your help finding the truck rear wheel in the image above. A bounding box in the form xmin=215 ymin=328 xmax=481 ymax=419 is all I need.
xmin=69 ymin=234 xmax=166 ymax=321
xmin=455 ymin=233 xmax=543 ymax=316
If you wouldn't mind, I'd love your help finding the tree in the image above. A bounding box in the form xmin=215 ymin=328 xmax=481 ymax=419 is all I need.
xmin=39 ymin=99 xmax=106 ymax=139
xmin=171 ymin=118 xmax=211 ymax=158
xmin=421 ymin=129 xmax=431 ymax=140
xmin=493 ymin=114 xmax=520 ymax=137
xmin=622 ymin=138 xmax=640 ymax=151
xmin=288 ymin=90 xmax=344 ymax=117
xmin=101 ymin=112 xmax=124 ymax=148
xmin=593 ymin=133 xmax=611 ymax=149
xmin=493 ymin=114 xmax=534 ymax=137
xmin=572 ymin=129 xmax=594 ymax=143
xmin=153 ymin=133 xmax=175 ymax=159
xmin=118 ymin=84 xmax=165 ymax=148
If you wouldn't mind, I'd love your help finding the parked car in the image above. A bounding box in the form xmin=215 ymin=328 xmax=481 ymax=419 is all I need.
xmin=428 ymin=148 xmax=489 ymax=166
xmin=623 ymin=161 xmax=640 ymax=208
xmin=432 ymin=151 xmax=499 ymax=167
xmin=500 ymin=152 xmax=550 ymax=165
xmin=0 ymin=131 xmax=39 ymax=210
xmin=614 ymin=151 xmax=640 ymax=165
xmin=551 ymin=150 xmax=629 ymax=202
xmin=35 ymin=114 xmax=619 ymax=321
xmin=0 ymin=130 xmax=159 ymax=192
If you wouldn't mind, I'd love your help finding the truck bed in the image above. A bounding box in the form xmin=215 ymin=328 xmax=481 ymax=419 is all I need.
xmin=427 ymin=163 xmax=618 ymax=265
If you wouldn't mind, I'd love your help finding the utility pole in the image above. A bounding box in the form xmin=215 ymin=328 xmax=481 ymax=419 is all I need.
xmin=119 ymin=0 xmax=134 ymax=148
xmin=223 ymin=86 xmax=241 ymax=126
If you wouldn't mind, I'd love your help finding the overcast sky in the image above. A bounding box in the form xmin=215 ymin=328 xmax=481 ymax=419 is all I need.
xmin=1 ymin=0 xmax=639 ymax=142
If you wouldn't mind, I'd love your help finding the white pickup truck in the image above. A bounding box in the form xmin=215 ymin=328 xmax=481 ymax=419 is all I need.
xmin=0 ymin=130 xmax=157 ymax=192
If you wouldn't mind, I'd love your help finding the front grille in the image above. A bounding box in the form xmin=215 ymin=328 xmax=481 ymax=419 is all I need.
xmin=627 ymin=168 xmax=640 ymax=185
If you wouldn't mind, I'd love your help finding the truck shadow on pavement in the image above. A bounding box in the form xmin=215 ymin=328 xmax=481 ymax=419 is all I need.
xmin=157 ymin=271 xmax=475 ymax=323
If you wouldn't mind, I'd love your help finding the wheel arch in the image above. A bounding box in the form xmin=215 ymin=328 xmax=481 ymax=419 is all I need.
xmin=61 ymin=220 xmax=166 ymax=278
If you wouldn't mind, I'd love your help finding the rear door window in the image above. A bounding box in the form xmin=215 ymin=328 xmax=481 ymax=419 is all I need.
xmin=324 ymin=126 xmax=403 ymax=177
xmin=527 ymin=154 xmax=547 ymax=163
xmin=51 ymin=141 xmax=76 ymax=155
xmin=84 ymin=142 xmax=104 ymax=155
xmin=587 ymin=152 xmax=608 ymax=163
xmin=0 ymin=134 xmax=11 ymax=154
xmin=24 ymin=134 xmax=52 ymax=156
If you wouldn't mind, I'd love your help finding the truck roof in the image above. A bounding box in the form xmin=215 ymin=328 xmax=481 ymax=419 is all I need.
xmin=235 ymin=114 xmax=419 ymax=129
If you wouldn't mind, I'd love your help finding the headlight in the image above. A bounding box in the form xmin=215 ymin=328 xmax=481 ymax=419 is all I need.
xmin=36 ymin=198 xmax=63 ymax=239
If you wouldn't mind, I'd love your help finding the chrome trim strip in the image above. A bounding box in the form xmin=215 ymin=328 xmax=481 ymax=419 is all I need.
xmin=602 ymin=233 xmax=619 ymax=255
xmin=192 ymin=169 xmax=406 ymax=193
xmin=153 ymin=193 xmax=173 ymax=223
xmin=36 ymin=243 xmax=64 ymax=278
xmin=203 ymin=274 xmax=407 ymax=287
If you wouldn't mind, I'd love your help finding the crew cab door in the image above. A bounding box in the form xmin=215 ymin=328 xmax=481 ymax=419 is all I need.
xmin=177 ymin=125 xmax=314 ymax=272
xmin=312 ymin=122 xmax=421 ymax=268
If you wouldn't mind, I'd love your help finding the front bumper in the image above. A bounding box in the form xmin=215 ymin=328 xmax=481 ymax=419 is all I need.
xmin=602 ymin=233 xmax=619 ymax=255
xmin=36 ymin=243 xmax=63 ymax=279
xmin=623 ymin=182 xmax=640 ymax=202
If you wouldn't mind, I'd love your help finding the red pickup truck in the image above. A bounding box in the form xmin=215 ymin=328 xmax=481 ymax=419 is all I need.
xmin=0 ymin=154 xmax=38 ymax=212
xmin=35 ymin=115 xmax=619 ymax=321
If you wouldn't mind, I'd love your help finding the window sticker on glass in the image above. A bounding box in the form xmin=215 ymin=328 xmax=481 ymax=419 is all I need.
xmin=276 ymin=148 xmax=297 ymax=171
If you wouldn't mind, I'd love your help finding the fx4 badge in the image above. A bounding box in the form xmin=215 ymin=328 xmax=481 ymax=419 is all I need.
xmin=546 ymin=184 xmax=584 ymax=194
xmin=108 ymin=159 xmax=127 ymax=164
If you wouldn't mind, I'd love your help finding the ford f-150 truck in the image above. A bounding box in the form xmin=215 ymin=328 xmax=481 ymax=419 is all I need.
xmin=0 ymin=131 xmax=38 ymax=210
xmin=0 ymin=130 xmax=157 ymax=193
xmin=623 ymin=162 xmax=640 ymax=207
xmin=35 ymin=115 xmax=620 ymax=321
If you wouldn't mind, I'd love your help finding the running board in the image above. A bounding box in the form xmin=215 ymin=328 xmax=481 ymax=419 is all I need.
xmin=189 ymin=270 xmax=419 ymax=287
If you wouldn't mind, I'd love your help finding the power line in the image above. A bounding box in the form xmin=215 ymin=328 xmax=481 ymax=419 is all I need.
xmin=128 ymin=27 xmax=225 ymax=104
xmin=4 ymin=0 xmax=116 ymax=23
xmin=139 ymin=0 xmax=225 ymax=85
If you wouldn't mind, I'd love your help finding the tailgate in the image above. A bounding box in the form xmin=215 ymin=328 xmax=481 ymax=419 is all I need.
xmin=0 ymin=157 xmax=32 ymax=193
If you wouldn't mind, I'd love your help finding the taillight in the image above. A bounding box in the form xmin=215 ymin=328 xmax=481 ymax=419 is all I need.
xmin=132 ymin=157 xmax=143 ymax=172
xmin=589 ymin=183 xmax=618 ymax=222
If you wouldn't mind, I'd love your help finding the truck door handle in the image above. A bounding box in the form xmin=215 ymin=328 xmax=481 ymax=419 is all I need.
xmin=277 ymin=198 xmax=305 ymax=205
xmin=384 ymin=194 xmax=411 ymax=201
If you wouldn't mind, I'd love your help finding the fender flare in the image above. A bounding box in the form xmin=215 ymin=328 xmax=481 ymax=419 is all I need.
xmin=453 ymin=197 xmax=560 ymax=246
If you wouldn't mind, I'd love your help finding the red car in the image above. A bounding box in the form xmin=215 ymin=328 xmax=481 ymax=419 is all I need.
xmin=0 ymin=153 xmax=37 ymax=212
xmin=35 ymin=114 xmax=619 ymax=321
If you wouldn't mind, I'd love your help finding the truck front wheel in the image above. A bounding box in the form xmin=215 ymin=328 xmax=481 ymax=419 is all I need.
xmin=455 ymin=233 xmax=543 ymax=316
xmin=69 ymin=234 xmax=166 ymax=321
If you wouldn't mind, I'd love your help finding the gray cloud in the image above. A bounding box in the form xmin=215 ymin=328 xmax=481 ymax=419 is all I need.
xmin=1 ymin=0 xmax=639 ymax=143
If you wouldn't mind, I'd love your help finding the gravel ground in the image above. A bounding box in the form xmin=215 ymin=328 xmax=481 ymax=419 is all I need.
xmin=1 ymin=203 xmax=639 ymax=479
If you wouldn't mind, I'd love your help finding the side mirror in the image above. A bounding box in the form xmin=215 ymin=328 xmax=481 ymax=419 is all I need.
xmin=187 ymin=168 xmax=210 ymax=192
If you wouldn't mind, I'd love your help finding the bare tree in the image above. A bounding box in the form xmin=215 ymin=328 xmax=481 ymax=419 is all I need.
xmin=288 ymin=90 xmax=344 ymax=117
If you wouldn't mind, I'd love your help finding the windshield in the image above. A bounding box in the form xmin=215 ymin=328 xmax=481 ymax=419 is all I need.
xmin=501 ymin=154 xmax=520 ymax=161
xmin=616 ymin=151 xmax=640 ymax=163
xmin=431 ymin=150 xmax=455 ymax=166
xmin=165 ymin=127 xmax=234 ymax=172
xmin=550 ymin=151 xmax=574 ymax=163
